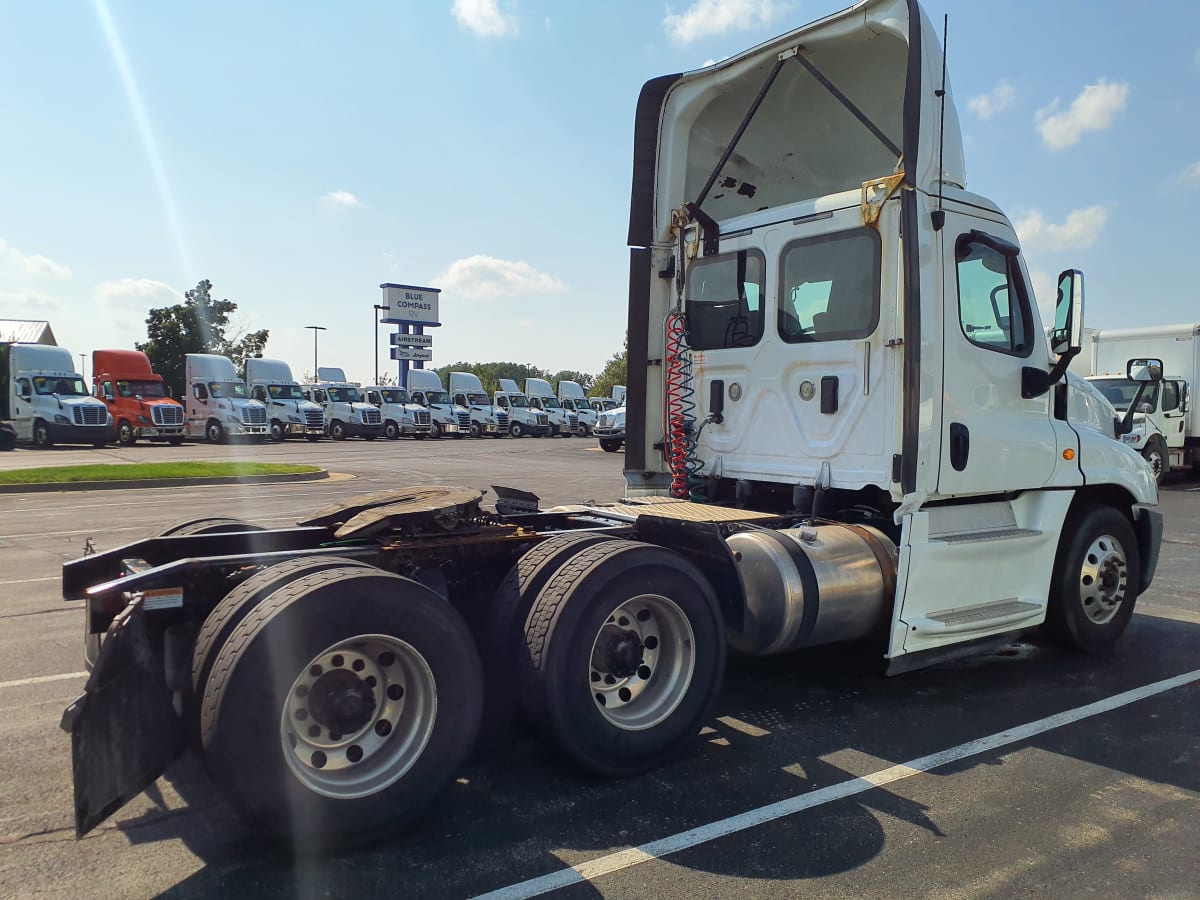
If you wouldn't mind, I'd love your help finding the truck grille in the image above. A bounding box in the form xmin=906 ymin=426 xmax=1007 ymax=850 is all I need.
xmin=599 ymin=414 xmax=612 ymax=428
xmin=73 ymin=406 xmax=105 ymax=426
xmin=241 ymin=406 xmax=267 ymax=426
xmin=496 ymin=412 xmax=509 ymax=428
xmin=567 ymin=413 xmax=578 ymax=429
xmin=151 ymin=404 xmax=184 ymax=426
xmin=363 ymin=407 xmax=382 ymax=426
xmin=304 ymin=408 xmax=324 ymax=428
xmin=457 ymin=412 xmax=470 ymax=430
xmin=535 ymin=413 xmax=549 ymax=427
xmin=415 ymin=410 xmax=431 ymax=426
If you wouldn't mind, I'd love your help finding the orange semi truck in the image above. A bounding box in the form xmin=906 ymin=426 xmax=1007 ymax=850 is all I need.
xmin=92 ymin=349 xmax=186 ymax=446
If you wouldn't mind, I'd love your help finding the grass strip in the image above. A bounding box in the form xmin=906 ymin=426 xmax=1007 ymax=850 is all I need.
xmin=0 ymin=462 xmax=321 ymax=485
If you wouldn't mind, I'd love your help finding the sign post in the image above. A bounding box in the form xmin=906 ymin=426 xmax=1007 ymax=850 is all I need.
xmin=379 ymin=283 xmax=442 ymax=386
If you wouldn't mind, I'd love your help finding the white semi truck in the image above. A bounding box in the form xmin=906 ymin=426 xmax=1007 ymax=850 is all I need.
xmin=183 ymin=354 xmax=269 ymax=443
xmin=0 ymin=343 xmax=113 ymax=447
xmin=448 ymin=371 xmax=509 ymax=437
xmin=363 ymin=385 xmax=433 ymax=440
xmin=525 ymin=377 xmax=577 ymax=437
xmin=245 ymin=357 xmax=325 ymax=442
xmin=1082 ymin=324 xmax=1200 ymax=481
xmin=558 ymin=379 xmax=597 ymax=435
xmin=62 ymin=0 xmax=1162 ymax=852
xmin=494 ymin=377 xmax=550 ymax=437
xmin=302 ymin=367 xmax=384 ymax=441
xmin=405 ymin=368 xmax=469 ymax=438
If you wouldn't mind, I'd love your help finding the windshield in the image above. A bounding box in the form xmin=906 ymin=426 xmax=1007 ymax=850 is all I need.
xmin=467 ymin=392 xmax=489 ymax=405
xmin=327 ymin=387 xmax=363 ymax=403
xmin=427 ymin=390 xmax=451 ymax=404
xmin=208 ymin=381 xmax=248 ymax=399
xmin=541 ymin=397 xmax=562 ymax=409
xmin=506 ymin=394 xmax=528 ymax=408
xmin=380 ymin=389 xmax=408 ymax=404
xmin=116 ymin=380 xmax=165 ymax=398
xmin=33 ymin=376 xmax=88 ymax=396
xmin=268 ymin=384 xmax=304 ymax=400
xmin=1089 ymin=378 xmax=1157 ymax=413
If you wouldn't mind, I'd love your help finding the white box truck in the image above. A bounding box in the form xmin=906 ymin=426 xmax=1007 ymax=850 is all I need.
xmin=184 ymin=354 xmax=268 ymax=443
xmin=302 ymin=367 xmax=384 ymax=441
xmin=525 ymin=377 xmax=577 ymax=437
xmin=245 ymin=357 xmax=325 ymax=442
xmin=1084 ymin=324 xmax=1200 ymax=480
xmin=406 ymin=368 xmax=469 ymax=438
xmin=63 ymin=0 xmax=1163 ymax=851
xmin=363 ymin=385 xmax=433 ymax=440
xmin=494 ymin=377 xmax=550 ymax=437
xmin=558 ymin=379 xmax=597 ymax=435
xmin=448 ymin=371 xmax=509 ymax=437
xmin=1 ymin=343 xmax=113 ymax=447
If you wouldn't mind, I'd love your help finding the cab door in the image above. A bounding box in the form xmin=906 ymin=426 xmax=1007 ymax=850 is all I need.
xmin=1159 ymin=380 xmax=1187 ymax=450
xmin=187 ymin=383 xmax=208 ymax=436
xmin=936 ymin=216 xmax=1058 ymax=496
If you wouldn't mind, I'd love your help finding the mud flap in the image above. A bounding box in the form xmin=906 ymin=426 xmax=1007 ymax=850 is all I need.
xmin=60 ymin=598 xmax=183 ymax=837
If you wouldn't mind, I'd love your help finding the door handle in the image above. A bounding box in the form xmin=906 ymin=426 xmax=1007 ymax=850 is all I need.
xmin=949 ymin=422 xmax=970 ymax=471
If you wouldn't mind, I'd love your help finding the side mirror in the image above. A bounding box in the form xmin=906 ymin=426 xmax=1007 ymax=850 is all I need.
xmin=1050 ymin=269 xmax=1084 ymax=356
xmin=1127 ymin=357 xmax=1163 ymax=382
xmin=104 ymin=393 xmax=114 ymax=403
xmin=1137 ymin=402 xmax=1154 ymax=414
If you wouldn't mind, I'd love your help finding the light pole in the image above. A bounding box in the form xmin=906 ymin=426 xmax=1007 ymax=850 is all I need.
xmin=79 ymin=353 xmax=86 ymax=382
xmin=305 ymin=325 xmax=327 ymax=379
xmin=373 ymin=304 xmax=388 ymax=385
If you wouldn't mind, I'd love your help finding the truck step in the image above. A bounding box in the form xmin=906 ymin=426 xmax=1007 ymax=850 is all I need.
xmin=908 ymin=599 xmax=1044 ymax=635
xmin=935 ymin=527 xmax=1043 ymax=545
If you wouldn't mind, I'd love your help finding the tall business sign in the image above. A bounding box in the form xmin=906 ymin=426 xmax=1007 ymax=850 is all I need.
xmin=380 ymin=283 xmax=441 ymax=381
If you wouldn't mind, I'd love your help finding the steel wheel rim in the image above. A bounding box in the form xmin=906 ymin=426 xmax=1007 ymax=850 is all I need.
xmin=280 ymin=634 xmax=437 ymax=799
xmin=1080 ymin=533 xmax=1128 ymax=625
xmin=588 ymin=593 xmax=695 ymax=731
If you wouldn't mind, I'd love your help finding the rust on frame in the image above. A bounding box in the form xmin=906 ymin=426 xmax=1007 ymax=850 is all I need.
xmin=860 ymin=172 xmax=905 ymax=227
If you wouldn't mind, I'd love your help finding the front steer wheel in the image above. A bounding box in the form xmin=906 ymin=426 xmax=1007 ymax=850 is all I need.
xmin=1043 ymin=505 xmax=1141 ymax=653
xmin=520 ymin=540 xmax=725 ymax=777
xmin=200 ymin=566 xmax=483 ymax=850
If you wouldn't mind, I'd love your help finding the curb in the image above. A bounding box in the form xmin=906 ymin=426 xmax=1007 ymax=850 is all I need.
xmin=0 ymin=469 xmax=329 ymax=494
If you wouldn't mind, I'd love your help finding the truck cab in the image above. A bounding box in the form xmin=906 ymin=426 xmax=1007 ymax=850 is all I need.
xmin=405 ymin=368 xmax=468 ymax=438
xmin=2 ymin=343 xmax=113 ymax=447
xmin=301 ymin=368 xmax=383 ymax=441
xmin=244 ymin=357 xmax=325 ymax=442
xmin=493 ymin=377 xmax=550 ymax=438
xmin=448 ymin=371 xmax=509 ymax=438
xmin=364 ymin=385 xmax=433 ymax=440
xmin=525 ymin=377 xmax=576 ymax=437
xmin=185 ymin=354 xmax=268 ymax=444
xmin=93 ymin=349 xmax=185 ymax=446
xmin=558 ymin=380 xmax=596 ymax=436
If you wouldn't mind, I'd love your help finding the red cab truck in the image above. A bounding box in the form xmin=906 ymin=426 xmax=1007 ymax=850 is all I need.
xmin=92 ymin=349 xmax=186 ymax=446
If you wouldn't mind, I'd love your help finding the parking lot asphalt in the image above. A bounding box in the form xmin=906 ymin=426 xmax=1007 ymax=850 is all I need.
xmin=0 ymin=438 xmax=1197 ymax=899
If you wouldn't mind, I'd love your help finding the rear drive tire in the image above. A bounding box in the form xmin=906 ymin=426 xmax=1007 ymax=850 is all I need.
xmin=159 ymin=517 xmax=263 ymax=537
xmin=200 ymin=567 xmax=483 ymax=850
xmin=1043 ymin=505 xmax=1140 ymax=653
xmin=521 ymin=541 xmax=725 ymax=776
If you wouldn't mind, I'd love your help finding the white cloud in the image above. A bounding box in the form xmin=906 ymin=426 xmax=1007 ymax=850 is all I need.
xmin=434 ymin=255 xmax=566 ymax=299
xmin=1014 ymin=205 xmax=1109 ymax=253
xmin=701 ymin=55 xmax=730 ymax=68
xmin=664 ymin=0 xmax=780 ymax=45
xmin=0 ymin=288 xmax=63 ymax=315
xmin=451 ymin=0 xmax=518 ymax=37
xmin=1179 ymin=161 xmax=1200 ymax=189
xmin=968 ymin=81 xmax=1016 ymax=120
xmin=1035 ymin=79 xmax=1129 ymax=150
xmin=1029 ymin=269 xmax=1057 ymax=322
xmin=320 ymin=190 xmax=361 ymax=209
xmin=96 ymin=278 xmax=182 ymax=330
xmin=0 ymin=238 xmax=71 ymax=279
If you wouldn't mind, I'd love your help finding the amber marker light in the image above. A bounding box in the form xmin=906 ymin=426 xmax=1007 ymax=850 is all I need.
xmin=1063 ymin=448 xmax=1076 ymax=460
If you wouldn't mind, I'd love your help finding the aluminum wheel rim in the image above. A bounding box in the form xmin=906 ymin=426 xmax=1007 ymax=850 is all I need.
xmin=1147 ymin=450 xmax=1163 ymax=479
xmin=1079 ymin=533 xmax=1128 ymax=625
xmin=588 ymin=593 xmax=695 ymax=731
xmin=280 ymin=634 xmax=437 ymax=799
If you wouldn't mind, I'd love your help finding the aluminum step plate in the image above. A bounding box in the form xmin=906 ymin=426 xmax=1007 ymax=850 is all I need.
xmin=584 ymin=498 xmax=779 ymax=524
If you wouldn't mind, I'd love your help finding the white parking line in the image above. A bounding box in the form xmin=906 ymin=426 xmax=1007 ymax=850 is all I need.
xmin=474 ymin=667 xmax=1200 ymax=900
xmin=0 ymin=671 xmax=88 ymax=690
xmin=0 ymin=575 xmax=59 ymax=586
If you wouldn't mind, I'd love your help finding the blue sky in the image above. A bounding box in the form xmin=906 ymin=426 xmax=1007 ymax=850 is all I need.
xmin=1 ymin=0 xmax=1198 ymax=386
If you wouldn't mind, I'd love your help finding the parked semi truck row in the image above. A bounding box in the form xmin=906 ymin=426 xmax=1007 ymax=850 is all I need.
xmin=1 ymin=342 xmax=113 ymax=447
xmin=93 ymin=349 xmax=185 ymax=446
xmin=61 ymin=0 xmax=1160 ymax=852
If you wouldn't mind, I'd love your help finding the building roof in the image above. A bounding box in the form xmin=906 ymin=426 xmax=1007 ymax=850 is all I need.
xmin=0 ymin=320 xmax=56 ymax=345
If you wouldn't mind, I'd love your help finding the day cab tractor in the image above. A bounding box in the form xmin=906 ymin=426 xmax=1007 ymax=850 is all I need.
xmin=62 ymin=0 xmax=1161 ymax=851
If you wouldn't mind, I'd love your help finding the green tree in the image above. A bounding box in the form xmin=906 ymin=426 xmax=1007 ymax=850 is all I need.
xmin=433 ymin=361 xmax=549 ymax=395
xmin=549 ymin=369 xmax=595 ymax=391
xmin=137 ymin=279 xmax=268 ymax=398
xmin=591 ymin=337 xmax=628 ymax=402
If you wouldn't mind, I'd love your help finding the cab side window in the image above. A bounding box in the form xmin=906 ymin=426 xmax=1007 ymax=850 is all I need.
xmin=252 ymin=386 xmax=267 ymax=401
xmin=194 ymin=383 xmax=209 ymax=400
xmin=17 ymin=378 xmax=31 ymax=400
xmin=779 ymin=229 xmax=881 ymax=343
xmin=686 ymin=249 xmax=765 ymax=350
xmin=954 ymin=235 xmax=1034 ymax=357
xmin=1162 ymin=381 xmax=1180 ymax=412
